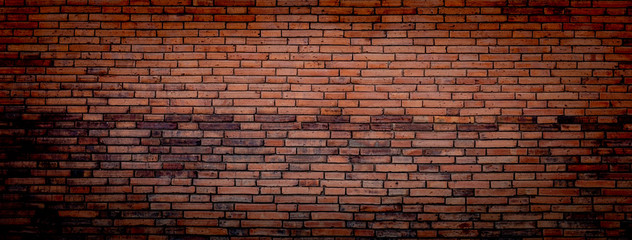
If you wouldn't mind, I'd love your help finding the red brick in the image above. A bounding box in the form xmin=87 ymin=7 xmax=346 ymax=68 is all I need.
xmin=1 ymin=1 xmax=629 ymax=238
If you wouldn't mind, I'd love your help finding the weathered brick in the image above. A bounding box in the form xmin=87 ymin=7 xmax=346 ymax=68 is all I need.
xmin=255 ymin=115 xmax=296 ymax=122
xmin=199 ymin=123 xmax=240 ymax=130
xmin=0 ymin=1 xmax=630 ymax=239
xmin=137 ymin=122 xmax=177 ymax=129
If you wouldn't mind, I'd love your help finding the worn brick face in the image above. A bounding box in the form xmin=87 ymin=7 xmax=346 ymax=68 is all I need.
xmin=0 ymin=0 xmax=631 ymax=239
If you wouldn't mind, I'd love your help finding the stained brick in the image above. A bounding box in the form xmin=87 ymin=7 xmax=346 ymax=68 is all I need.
xmin=137 ymin=122 xmax=177 ymax=129
xmin=0 ymin=1 xmax=630 ymax=239
xmin=255 ymin=115 xmax=296 ymax=122
xmin=199 ymin=123 xmax=240 ymax=130
xmin=457 ymin=124 xmax=498 ymax=131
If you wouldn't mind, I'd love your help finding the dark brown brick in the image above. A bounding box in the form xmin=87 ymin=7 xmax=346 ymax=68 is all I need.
xmin=193 ymin=115 xmax=234 ymax=122
xmin=161 ymin=138 xmax=201 ymax=146
xmin=137 ymin=122 xmax=178 ymax=129
xmin=372 ymin=115 xmax=413 ymax=123
xmin=199 ymin=123 xmax=240 ymax=130
xmin=317 ymin=115 xmax=350 ymax=123
xmin=393 ymin=123 xmax=433 ymax=131
xmin=255 ymin=115 xmax=296 ymax=122
xmin=223 ymin=139 xmax=264 ymax=147
xmin=457 ymin=124 xmax=498 ymax=131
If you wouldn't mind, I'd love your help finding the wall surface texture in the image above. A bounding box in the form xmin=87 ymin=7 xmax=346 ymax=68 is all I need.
xmin=1 ymin=0 xmax=631 ymax=239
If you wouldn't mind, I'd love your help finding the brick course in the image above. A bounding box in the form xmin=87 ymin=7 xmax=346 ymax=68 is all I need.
xmin=1 ymin=0 xmax=632 ymax=239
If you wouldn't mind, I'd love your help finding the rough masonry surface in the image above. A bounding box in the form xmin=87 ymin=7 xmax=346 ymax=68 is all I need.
xmin=0 ymin=0 xmax=631 ymax=239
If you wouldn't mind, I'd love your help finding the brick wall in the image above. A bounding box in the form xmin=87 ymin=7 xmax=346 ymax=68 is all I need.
xmin=1 ymin=0 xmax=631 ymax=239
